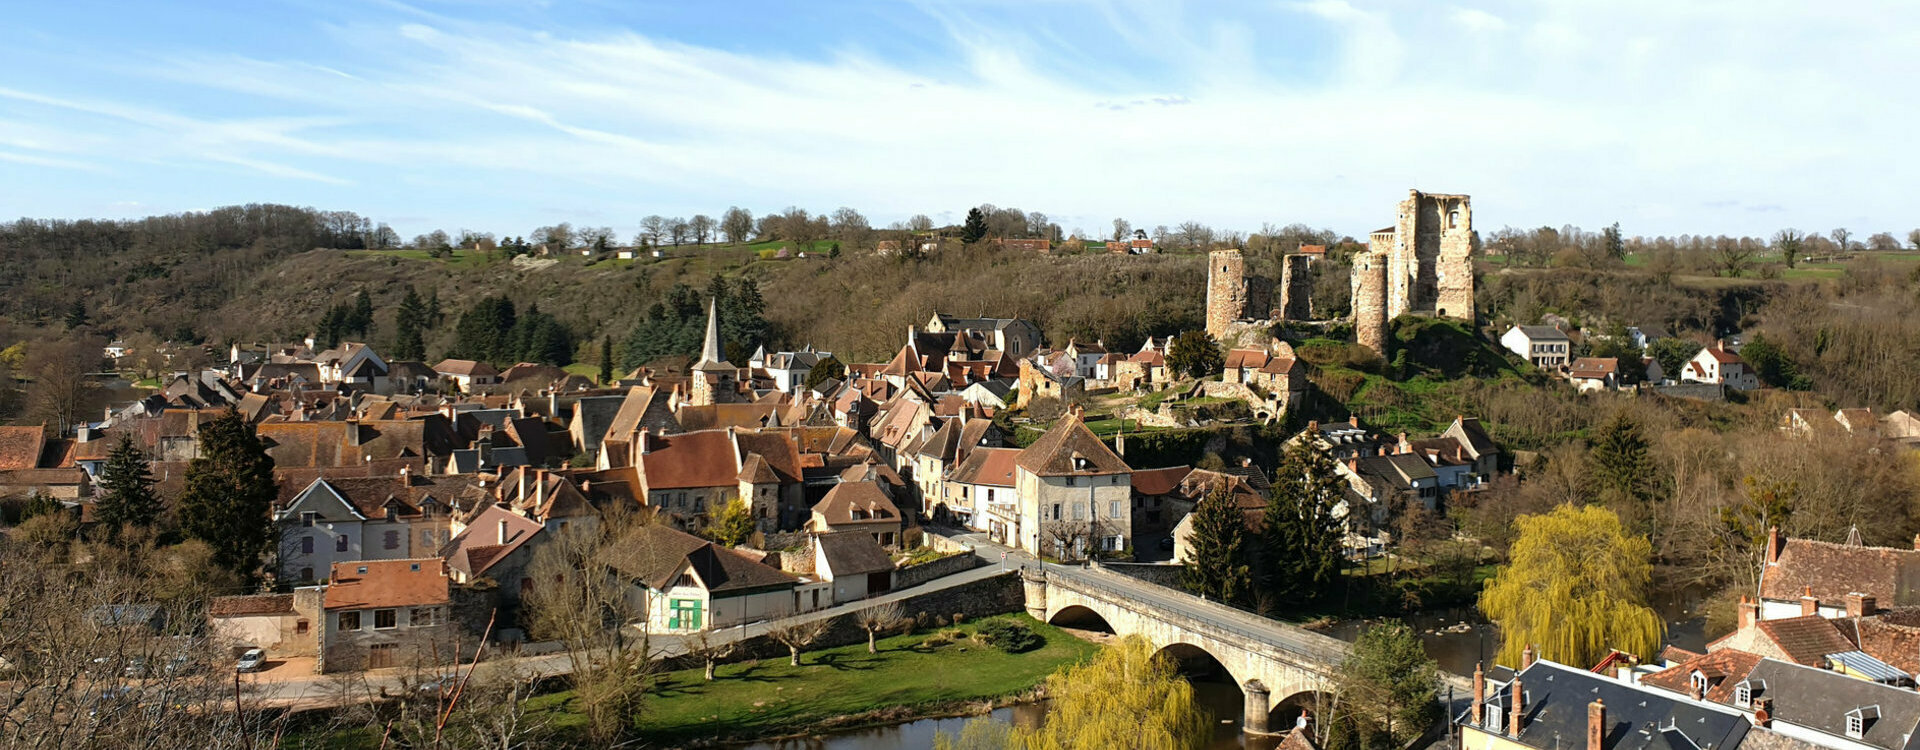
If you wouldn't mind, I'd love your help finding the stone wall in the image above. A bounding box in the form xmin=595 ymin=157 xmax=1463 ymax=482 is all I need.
xmin=1092 ymin=561 xmax=1185 ymax=589
xmin=892 ymin=552 xmax=984 ymax=590
xmin=1279 ymin=255 xmax=1313 ymax=321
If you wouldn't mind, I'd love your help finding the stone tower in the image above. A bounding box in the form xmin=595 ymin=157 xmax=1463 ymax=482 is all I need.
xmin=690 ymin=297 xmax=736 ymax=406
xmin=1352 ymin=250 xmax=1389 ymax=355
xmin=1382 ymin=190 xmax=1474 ymax=319
xmin=1279 ymin=254 xmax=1313 ymax=321
xmin=1206 ymin=248 xmax=1247 ymax=339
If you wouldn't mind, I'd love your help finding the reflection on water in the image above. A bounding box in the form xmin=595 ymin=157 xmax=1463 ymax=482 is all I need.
xmin=737 ymin=680 xmax=1282 ymax=750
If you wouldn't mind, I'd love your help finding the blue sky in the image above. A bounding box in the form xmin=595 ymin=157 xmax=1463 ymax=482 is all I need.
xmin=3 ymin=0 xmax=1915 ymax=240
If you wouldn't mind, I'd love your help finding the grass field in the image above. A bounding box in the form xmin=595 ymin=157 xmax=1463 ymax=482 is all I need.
xmin=301 ymin=613 xmax=1098 ymax=748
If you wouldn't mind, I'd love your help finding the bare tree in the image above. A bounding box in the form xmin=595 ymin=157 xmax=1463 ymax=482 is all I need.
xmin=25 ymin=335 xmax=103 ymax=435
xmin=1830 ymin=227 xmax=1853 ymax=252
xmin=780 ymin=207 xmax=816 ymax=246
xmin=767 ymin=614 xmax=832 ymax=666
xmin=1866 ymin=232 xmax=1901 ymax=253
xmin=640 ymin=215 xmax=668 ymax=247
xmin=1710 ymin=236 xmax=1757 ymax=277
xmin=688 ymin=214 xmax=716 ymax=245
xmin=522 ymin=522 xmax=651 ymax=744
xmin=908 ymin=214 xmax=934 ymax=233
xmin=1112 ymin=218 xmax=1131 ymax=242
xmin=854 ymin=601 xmax=906 ymax=654
xmin=667 ymin=217 xmax=690 ymax=247
xmin=720 ymin=207 xmax=754 ymax=245
xmin=686 ymin=627 xmax=738 ymax=680
xmin=1909 ymin=228 xmax=1920 ymax=251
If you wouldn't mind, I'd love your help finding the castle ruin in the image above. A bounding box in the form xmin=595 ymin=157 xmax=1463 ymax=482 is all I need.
xmin=1350 ymin=190 xmax=1477 ymax=354
xmin=1205 ymin=189 xmax=1477 ymax=356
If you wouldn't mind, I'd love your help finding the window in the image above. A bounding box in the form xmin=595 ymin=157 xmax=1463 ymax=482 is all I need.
xmin=301 ymin=536 xmax=314 ymax=554
xmin=1735 ymin=681 xmax=1752 ymax=707
xmin=1484 ymin=705 xmax=1502 ymax=732
xmin=1109 ymin=501 xmax=1122 ymax=518
xmin=384 ymin=508 xmax=397 ymax=522
xmin=339 ymin=611 xmax=361 ymax=631
xmin=384 ymin=531 xmax=400 ymax=550
xmin=668 ymin=599 xmax=703 ymax=630
xmin=373 ymin=609 xmax=397 ymax=629
xmin=409 ymin=562 xmax=421 ymax=572
xmin=357 ymin=565 xmax=368 ymax=575
xmin=336 ymin=535 xmax=350 ymax=553
xmin=1847 ymin=707 xmax=1877 ymax=739
xmin=420 ymin=530 xmax=435 ymax=548
xmin=1066 ymin=476 xmax=1077 ymax=487
xmin=296 ymin=619 xmax=309 ymax=635
xmin=1072 ymin=503 xmax=1085 ymax=521
xmin=675 ymin=573 xmax=697 ymax=589
xmin=301 ymin=512 xmax=318 ymax=527
xmin=1690 ymin=671 xmax=1708 ymax=696
xmin=299 ymin=567 xmax=313 ymax=581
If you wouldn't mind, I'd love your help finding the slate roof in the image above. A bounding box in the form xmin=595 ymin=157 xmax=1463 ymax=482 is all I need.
xmin=600 ymin=523 xmax=798 ymax=595
xmin=1761 ymin=537 xmax=1920 ymax=607
xmin=1015 ymin=412 xmax=1130 ymax=476
xmin=1489 ymin=660 xmax=1749 ymax=750
xmin=324 ymin=559 xmax=451 ymax=610
xmin=815 ymin=531 xmax=894 ymax=577
xmin=1737 ymin=658 xmax=1920 ymax=750
xmin=1515 ymin=325 xmax=1570 ymax=341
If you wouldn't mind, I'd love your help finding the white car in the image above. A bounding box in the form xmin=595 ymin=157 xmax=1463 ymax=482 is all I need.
xmin=235 ymin=648 xmax=267 ymax=673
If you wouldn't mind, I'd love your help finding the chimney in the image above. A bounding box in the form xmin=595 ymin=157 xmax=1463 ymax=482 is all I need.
xmin=1912 ymin=533 xmax=1920 ymax=551
xmin=1588 ymin=700 xmax=1606 ymax=750
xmin=517 ymin=467 xmax=528 ymax=502
xmin=1509 ymin=678 xmax=1525 ymax=737
xmin=1307 ymin=420 xmax=1320 ymax=433
xmin=399 ymin=465 xmax=410 ymax=482
xmin=1738 ymin=595 xmax=1760 ymax=629
xmin=1754 ymin=698 xmax=1773 ymax=728
xmin=1767 ymin=526 xmax=1784 ymax=563
xmin=498 ymin=519 xmax=509 ymax=544
xmin=1471 ymin=662 xmax=1486 ymax=726
xmin=1801 ymin=586 xmax=1818 ymax=616
xmin=580 ymin=479 xmax=591 ymax=495
xmin=1847 ymin=592 xmax=1875 ymax=618
xmin=1349 ymin=415 xmax=1360 ymax=427
xmin=1522 ymin=644 xmax=1537 ymax=669
xmin=639 ymin=427 xmax=653 ymax=455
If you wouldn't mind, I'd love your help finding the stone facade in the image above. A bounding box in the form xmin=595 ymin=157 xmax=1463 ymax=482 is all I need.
xmin=1351 ymin=250 xmax=1389 ymax=355
xmin=1278 ymin=255 xmax=1312 ymax=321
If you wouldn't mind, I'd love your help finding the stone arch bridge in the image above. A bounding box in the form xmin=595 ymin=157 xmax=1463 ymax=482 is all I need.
xmin=1023 ymin=563 xmax=1354 ymax=735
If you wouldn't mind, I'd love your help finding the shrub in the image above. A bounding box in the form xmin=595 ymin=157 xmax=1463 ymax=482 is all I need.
xmin=924 ymin=633 xmax=951 ymax=648
xmin=977 ymin=619 xmax=1044 ymax=653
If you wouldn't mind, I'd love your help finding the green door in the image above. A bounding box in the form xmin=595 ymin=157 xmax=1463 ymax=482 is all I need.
xmin=668 ymin=598 xmax=703 ymax=630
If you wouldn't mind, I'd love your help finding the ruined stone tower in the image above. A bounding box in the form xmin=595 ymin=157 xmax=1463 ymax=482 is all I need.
xmin=1351 ymin=189 xmax=1476 ymax=355
xmin=1206 ymin=248 xmax=1248 ymax=340
xmin=1279 ymin=255 xmax=1313 ymax=321
xmin=1351 ymin=251 xmax=1389 ymax=355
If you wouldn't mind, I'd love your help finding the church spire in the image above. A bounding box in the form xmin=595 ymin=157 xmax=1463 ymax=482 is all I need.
xmin=695 ymin=297 xmax=730 ymax=371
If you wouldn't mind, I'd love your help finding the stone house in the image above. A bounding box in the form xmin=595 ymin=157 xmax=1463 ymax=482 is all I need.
xmin=632 ymin=427 xmax=806 ymax=533
xmin=1114 ymin=340 xmax=1170 ymax=392
xmin=808 ymin=481 xmax=903 ymax=546
xmin=319 ymin=559 xmax=454 ymax=672
xmin=1009 ymin=410 xmax=1132 ymax=560
xmin=1565 ymin=357 xmax=1619 ymax=393
xmin=600 ymin=523 xmax=814 ymax=632
xmin=945 ymin=446 xmax=1020 ymax=532
xmin=1757 ymin=528 xmax=1920 ymax=621
xmin=1500 ymin=326 xmax=1571 ymax=370
xmin=208 ymin=590 xmax=323 ymax=658
xmin=441 ymin=504 xmax=546 ymax=619
xmin=1334 ymin=453 xmax=1439 ymax=534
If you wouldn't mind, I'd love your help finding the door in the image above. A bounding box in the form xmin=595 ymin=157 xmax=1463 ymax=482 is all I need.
xmin=668 ymin=598 xmax=703 ymax=630
xmin=367 ymin=643 xmax=398 ymax=669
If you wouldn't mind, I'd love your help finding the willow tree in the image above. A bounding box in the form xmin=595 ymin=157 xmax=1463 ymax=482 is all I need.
xmin=1009 ymin=635 xmax=1211 ymax=750
xmin=1479 ymin=504 xmax=1663 ymax=667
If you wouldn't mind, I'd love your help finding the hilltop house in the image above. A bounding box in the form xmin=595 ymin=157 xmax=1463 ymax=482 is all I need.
xmin=1500 ymin=326 xmax=1571 ymax=370
xmin=1684 ymin=341 xmax=1759 ymax=390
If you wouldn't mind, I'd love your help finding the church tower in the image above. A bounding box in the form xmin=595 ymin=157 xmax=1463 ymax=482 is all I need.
xmin=690 ymin=298 xmax=735 ymax=406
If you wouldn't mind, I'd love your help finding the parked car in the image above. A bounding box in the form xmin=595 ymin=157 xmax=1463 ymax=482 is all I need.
xmin=236 ymin=648 xmax=267 ymax=673
xmin=123 ymin=657 xmax=148 ymax=678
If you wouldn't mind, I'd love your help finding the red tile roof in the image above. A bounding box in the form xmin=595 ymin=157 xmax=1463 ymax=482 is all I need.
xmin=1755 ymin=615 xmax=1857 ymax=666
xmin=1762 ymin=537 xmax=1920 ymax=607
xmin=1015 ymin=412 xmax=1129 ymax=476
xmin=1640 ymin=648 xmax=1762 ymax=702
xmin=0 ymin=425 xmax=46 ymax=471
xmin=324 ymin=559 xmax=450 ymax=610
xmin=636 ymin=429 xmax=741 ymax=491
xmin=1131 ymin=466 xmax=1193 ymax=496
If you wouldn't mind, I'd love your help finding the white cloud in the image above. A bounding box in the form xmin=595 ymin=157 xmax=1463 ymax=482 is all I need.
xmin=5 ymin=1 xmax=1919 ymax=236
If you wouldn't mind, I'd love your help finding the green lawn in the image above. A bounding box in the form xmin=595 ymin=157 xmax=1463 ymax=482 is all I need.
xmin=295 ymin=614 xmax=1097 ymax=748
xmin=562 ymin=362 xmax=603 ymax=383
xmin=621 ymin=613 xmax=1096 ymax=743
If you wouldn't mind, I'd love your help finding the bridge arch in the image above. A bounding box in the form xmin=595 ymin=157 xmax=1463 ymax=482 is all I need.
xmin=1047 ymin=604 xmax=1115 ymax=633
xmin=1154 ymin=641 xmax=1246 ymax=688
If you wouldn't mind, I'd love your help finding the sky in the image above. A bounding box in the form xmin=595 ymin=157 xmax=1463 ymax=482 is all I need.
xmin=2 ymin=0 xmax=1916 ymax=240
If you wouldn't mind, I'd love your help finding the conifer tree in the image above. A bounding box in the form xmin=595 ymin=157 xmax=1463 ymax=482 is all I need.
xmin=349 ymin=289 xmax=374 ymax=337
xmin=1479 ymin=503 xmax=1664 ymax=667
xmin=393 ymin=285 xmax=427 ymax=360
xmin=1590 ymin=410 xmax=1656 ymax=518
xmin=598 ymin=336 xmax=614 ymax=384
xmin=1259 ymin=441 xmax=1346 ymax=607
xmin=1181 ymin=485 xmax=1253 ymax=606
xmin=960 ymin=207 xmax=988 ymax=244
xmin=177 ymin=410 xmax=279 ymax=579
xmin=93 ymin=433 xmax=159 ymax=533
